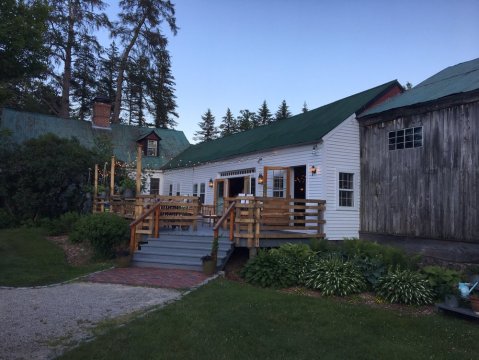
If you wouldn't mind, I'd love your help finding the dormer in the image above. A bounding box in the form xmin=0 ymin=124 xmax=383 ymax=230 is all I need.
xmin=136 ymin=131 xmax=162 ymax=157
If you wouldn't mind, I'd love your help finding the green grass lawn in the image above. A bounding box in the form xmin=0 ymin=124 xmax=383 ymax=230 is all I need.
xmin=62 ymin=279 xmax=479 ymax=360
xmin=0 ymin=228 xmax=108 ymax=286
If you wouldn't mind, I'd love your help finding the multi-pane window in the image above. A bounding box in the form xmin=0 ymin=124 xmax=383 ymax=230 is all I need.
xmin=273 ymin=175 xmax=285 ymax=198
xmin=250 ymin=177 xmax=256 ymax=196
xmin=147 ymin=140 xmax=158 ymax=156
xmin=150 ymin=178 xmax=160 ymax=195
xmin=199 ymin=183 xmax=206 ymax=204
xmin=168 ymin=184 xmax=173 ymax=196
xmin=176 ymin=183 xmax=180 ymax=196
xmin=192 ymin=183 xmax=198 ymax=197
xmin=339 ymin=172 xmax=354 ymax=207
xmin=388 ymin=126 xmax=422 ymax=150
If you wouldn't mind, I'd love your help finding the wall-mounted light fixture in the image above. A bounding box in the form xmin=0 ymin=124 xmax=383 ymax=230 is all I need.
xmin=208 ymin=178 xmax=214 ymax=188
xmin=310 ymin=165 xmax=317 ymax=176
xmin=258 ymin=173 xmax=264 ymax=184
xmin=312 ymin=144 xmax=318 ymax=155
xmin=257 ymin=157 xmax=263 ymax=164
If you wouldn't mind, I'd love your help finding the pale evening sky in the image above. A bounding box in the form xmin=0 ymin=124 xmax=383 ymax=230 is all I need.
xmin=103 ymin=0 xmax=479 ymax=143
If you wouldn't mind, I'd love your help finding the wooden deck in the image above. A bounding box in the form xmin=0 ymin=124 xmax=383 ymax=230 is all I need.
xmin=103 ymin=195 xmax=326 ymax=252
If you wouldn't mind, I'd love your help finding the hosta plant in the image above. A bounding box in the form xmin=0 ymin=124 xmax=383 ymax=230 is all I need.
xmin=375 ymin=268 xmax=434 ymax=305
xmin=304 ymin=255 xmax=366 ymax=296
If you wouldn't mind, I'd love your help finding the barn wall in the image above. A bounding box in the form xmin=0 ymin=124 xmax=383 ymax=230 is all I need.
xmin=360 ymin=100 xmax=479 ymax=242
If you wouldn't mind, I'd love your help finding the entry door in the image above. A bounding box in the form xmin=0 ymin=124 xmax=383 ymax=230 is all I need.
xmin=214 ymin=179 xmax=228 ymax=215
xmin=262 ymin=166 xmax=291 ymax=198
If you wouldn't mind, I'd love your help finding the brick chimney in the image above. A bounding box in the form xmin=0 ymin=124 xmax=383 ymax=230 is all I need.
xmin=92 ymin=96 xmax=112 ymax=129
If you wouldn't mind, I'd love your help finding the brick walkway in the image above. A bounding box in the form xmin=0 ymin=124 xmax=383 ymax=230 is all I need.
xmin=86 ymin=267 xmax=211 ymax=289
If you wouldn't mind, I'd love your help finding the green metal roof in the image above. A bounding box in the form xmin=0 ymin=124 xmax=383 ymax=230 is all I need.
xmin=0 ymin=108 xmax=190 ymax=169
xmin=361 ymin=58 xmax=479 ymax=117
xmin=162 ymin=80 xmax=399 ymax=170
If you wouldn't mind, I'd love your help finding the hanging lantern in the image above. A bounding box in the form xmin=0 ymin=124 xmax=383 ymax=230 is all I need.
xmin=208 ymin=178 xmax=214 ymax=188
xmin=258 ymin=173 xmax=264 ymax=184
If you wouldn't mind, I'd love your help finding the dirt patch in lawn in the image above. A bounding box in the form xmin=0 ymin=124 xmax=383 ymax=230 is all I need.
xmin=47 ymin=236 xmax=94 ymax=266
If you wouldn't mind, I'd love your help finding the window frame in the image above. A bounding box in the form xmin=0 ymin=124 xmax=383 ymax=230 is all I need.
xmin=149 ymin=178 xmax=160 ymax=195
xmin=272 ymin=175 xmax=285 ymax=198
xmin=147 ymin=139 xmax=158 ymax=157
xmin=199 ymin=183 xmax=206 ymax=204
xmin=338 ymin=172 xmax=354 ymax=208
xmin=389 ymin=126 xmax=423 ymax=151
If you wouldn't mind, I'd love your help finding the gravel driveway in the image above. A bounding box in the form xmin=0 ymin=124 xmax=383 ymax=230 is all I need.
xmin=0 ymin=282 xmax=181 ymax=360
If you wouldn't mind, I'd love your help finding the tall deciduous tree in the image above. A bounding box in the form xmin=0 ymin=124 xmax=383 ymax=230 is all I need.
xmin=219 ymin=108 xmax=237 ymax=137
xmin=47 ymin=0 xmax=109 ymax=118
xmin=255 ymin=100 xmax=273 ymax=126
xmin=275 ymin=100 xmax=292 ymax=120
xmin=0 ymin=0 xmax=49 ymax=106
xmin=194 ymin=109 xmax=218 ymax=142
xmin=111 ymin=0 xmax=178 ymax=124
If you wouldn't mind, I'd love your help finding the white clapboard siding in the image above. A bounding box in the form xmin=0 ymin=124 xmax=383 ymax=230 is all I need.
xmin=161 ymin=114 xmax=360 ymax=240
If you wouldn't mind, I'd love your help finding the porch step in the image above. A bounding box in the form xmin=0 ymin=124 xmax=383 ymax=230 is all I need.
xmin=132 ymin=233 xmax=233 ymax=271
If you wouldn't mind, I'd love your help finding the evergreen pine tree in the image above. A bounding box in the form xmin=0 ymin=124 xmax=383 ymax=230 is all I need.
xmin=219 ymin=108 xmax=237 ymax=137
xmin=194 ymin=109 xmax=218 ymax=142
xmin=302 ymin=101 xmax=308 ymax=113
xmin=148 ymin=39 xmax=178 ymax=128
xmin=256 ymin=100 xmax=273 ymax=125
xmin=237 ymin=109 xmax=256 ymax=131
xmin=275 ymin=100 xmax=292 ymax=120
xmin=97 ymin=42 xmax=119 ymax=115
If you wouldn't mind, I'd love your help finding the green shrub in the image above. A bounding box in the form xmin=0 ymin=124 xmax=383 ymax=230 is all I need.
xmin=241 ymin=244 xmax=314 ymax=288
xmin=309 ymin=237 xmax=332 ymax=253
xmin=421 ymin=266 xmax=461 ymax=300
xmin=340 ymin=238 xmax=417 ymax=269
xmin=0 ymin=208 xmax=17 ymax=229
xmin=304 ymin=255 xmax=366 ymax=296
xmin=375 ymin=268 xmax=434 ymax=305
xmin=70 ymin=213 xmax=129 ymax=258
xmin=351 ymin=255 xmax=386 ymax=289
xmin=44 ymin=211 xmax=82 ymax=236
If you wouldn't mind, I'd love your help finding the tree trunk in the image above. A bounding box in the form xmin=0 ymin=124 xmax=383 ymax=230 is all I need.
xmin=59 ymin=2 xmax=75 ymax=119
xmin=111 ymin=15 xmax=146 ymax=124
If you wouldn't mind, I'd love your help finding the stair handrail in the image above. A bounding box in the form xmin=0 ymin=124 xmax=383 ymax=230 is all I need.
xmin=213 ymin=201 xmax=236 ymax=242
xmin=129 ymin=200 xmax=163 ymax=254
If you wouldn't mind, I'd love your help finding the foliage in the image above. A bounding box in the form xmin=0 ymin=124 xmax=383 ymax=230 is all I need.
xmin=111 ymin=0 xmax=178 ymax=124
xmin=219 ymin=108 xmax=238 ymax=137
xmin=340 ymin=238 xmax=417 ymax=269
xmin=309 ymin=237 xmax=333 ymax=253
xmin=43 ymin=211 xmax=83 ymax=236
xmin=0 ymin=227 xmax=108 ymax=286
xmin=304 ymin=255 xmax=366 ymax=296
xmin=69 ymin=213 xmax=129 ymax=259
xmin=0 ymin=134 xmax=102 ymax=220
xmin=120 ymin=177 xmax=136 ymax=191
xmin=375 ymin=268 xmax=434 ymax=305
xmin=421 ymin=266 xmax=462 ymax=300
xmin=194 ymin=109 xmax=218 ymax=142
xmin=237 ymin=109 xmax=257 ymax=131
xmin=302 ymin=101 xmax=308 ymax=113
xmin=275 ymin=99 xmax=292 ymax=120
xmin=351 ymin=255 xmax=386 ymax=289
xmin=0 ymin=0 xmax=49 ymax=105
xmin=0 ymin=208 xmax=17 ymax=229
xmin=241 ymin=244 xmax=314 ymax=288
xmin=256 ymin=100 xmax=273 ymax=126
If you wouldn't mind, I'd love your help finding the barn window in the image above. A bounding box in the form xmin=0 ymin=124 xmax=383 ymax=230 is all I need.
xmin=339 ymin=172 xmax=354 ymax=207
xmin=388 ymin=126 xmax=422 ymax=150
xmin=147 ymin=140 xmax=158 ymax=156
xmin=150 ymin=178 xmax=160 ymax=195
xmin=273 ymin=175 xmax=285 ymax=198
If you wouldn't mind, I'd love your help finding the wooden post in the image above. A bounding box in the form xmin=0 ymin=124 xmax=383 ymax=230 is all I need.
xmin=110 ymin=155 xmax=115 ymax=197
xmin=229 ymin=209 xmax=234 ymax=241
xmin=93 ymin=164 xmax=99 ymax=212
xmin=136 ymin=145 xmax=142 ymax=195
xmin=154 ymin=207 xmax=160 ymax=238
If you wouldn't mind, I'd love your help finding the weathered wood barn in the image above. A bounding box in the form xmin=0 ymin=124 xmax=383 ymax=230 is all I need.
xmin=358 ymin=58 xmax=479 ymax=262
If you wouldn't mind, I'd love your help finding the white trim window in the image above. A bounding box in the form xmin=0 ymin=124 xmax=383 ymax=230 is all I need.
xmin=147 ymin=140 xmax=158 ymax=156
xmin=176 ymin=183 xmax=180 ymax=196
xmin=338 ymin=172 xmax=354 ymax=207
xmin=192 ymin=183 xmax=198 ymax=197
xmin=199 ymin=183 xmax=206 ymax=204
xmin=273 ymin=175 xmax=285 ymax=198
xmin=168 ymin=184 xmax=173 ymax=196
xmin=150 ymin=178 xmax=160 ymax=195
